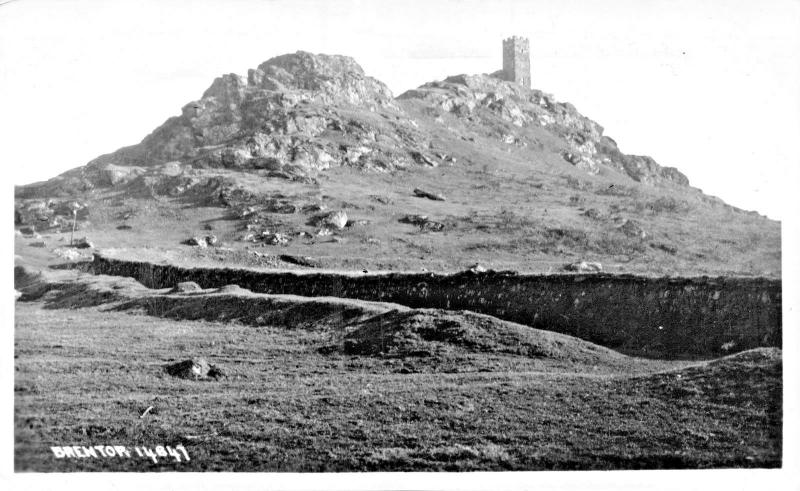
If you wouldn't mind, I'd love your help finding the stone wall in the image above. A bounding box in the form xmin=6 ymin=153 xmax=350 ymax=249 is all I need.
xmin=92 ymin=253 xmax=781 ymax=358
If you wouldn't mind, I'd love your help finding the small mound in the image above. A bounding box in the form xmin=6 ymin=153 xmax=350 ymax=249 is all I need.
xmin=169 ymin=281 xmax=203 ymax=294
xmin=710 ymin=347 xmax=781 ymax=366
xmin=164 ymin=358 xmax=225 ymax=380
xmin=633 ymin=348 xmax=781 ymax=405
xmin=14 ymin=265 xmax=43 ymax=290
xmin=342 ymin=309 xmax=628 ymax=365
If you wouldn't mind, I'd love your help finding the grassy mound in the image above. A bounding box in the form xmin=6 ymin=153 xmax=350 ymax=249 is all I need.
xmin=342 ymin=309 xmax=629 ymax=365
xmin=633 ymin=347 xmax=782 ymax=406
xmin=14 ymin=265 xmax=146 ymax=308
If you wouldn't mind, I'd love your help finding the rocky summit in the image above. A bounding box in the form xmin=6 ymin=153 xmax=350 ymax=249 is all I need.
xmin=399 ymin=74 xmax=688 ymax=185
xmin=14 ymin=51 xmax=780 ymax=277
xmin=22 ymin=51 xmax=685 ymax=193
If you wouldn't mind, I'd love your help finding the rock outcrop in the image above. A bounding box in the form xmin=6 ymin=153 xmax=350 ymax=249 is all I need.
xmin=16 ymin=51 xmax=690 ymax=203
xmin=50 ymin=52 xmax=434 ymax=194
xmin=398 ymin=73 xmax=689 ymax=186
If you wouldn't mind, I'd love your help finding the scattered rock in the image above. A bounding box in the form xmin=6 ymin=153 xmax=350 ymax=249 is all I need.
xmin=399 ymin=214 xmax=445 ymax=232
xmin=170 ymin=281 xmax=203 ymax=293
xmin=203 ymin=223 xmax=214 ymax=231
xmin=72 ymin=237 xmax=94 ymax=249
xmin=651 ymin=242 xmax=677 ymax=255
xmin=101 ymin=164 xmax=144 ymax=186
xmin=369 ymin=195 xmax=392 ymax=205
xmin=308 ymin=210 xmax=348 ymax=230
xmin=618 ymin=219 xmax=647 ymax=239
xmin=421 ymin=220 xmax=445 ymax=232
xmin=164 ymin=358 xmax=225 ymax=380
xmin=205 ymin=235 xmax=218 ymax=246
xmin=564 ymin=261 xmax=603 ymax=273
xmin=263 ymin=233 xmax=289 ymax=245
xmin=237 ymin=206 xmax=257 ymax=219
xmin=52 ymin=248 xmax=82 ymax=261
xmin=302 ymin=203 xmax=327 ymax=213
xmin=266 ymin=201 xmax=298 ymax=214
xmin=413 ymin=188 xmax=446 ymax=201
xmin=467 ymin=263 xmax=487 ymax=273
xmin=400 ymin=214 xmax=428 ymax=225
xmin=410 ymin=151 xmax=438 ymax=167
xmin=266 ymin=170 xmax=294 ymax=180
xmin=345 ymin=219 xmax=370 ymax=227
xmin=323 ymin=210 xmax=348 ymax=229
xmin=316 ymin=228 xmax=333 ymax=237
xmin=561 ymin=151 xmax=582 ymax=165
xmin=582 ymin=208 xmax=604 ymax=220
xmin=185 ymin=236 xmax=208 ymax=248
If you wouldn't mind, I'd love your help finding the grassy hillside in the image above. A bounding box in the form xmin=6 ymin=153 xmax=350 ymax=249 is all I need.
xmin=13 ymin=52 xmax=780 ymax=277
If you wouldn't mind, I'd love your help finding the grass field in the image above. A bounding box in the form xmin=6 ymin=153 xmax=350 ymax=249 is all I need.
xmin=14 ymin=294 xmax=781 ymax=471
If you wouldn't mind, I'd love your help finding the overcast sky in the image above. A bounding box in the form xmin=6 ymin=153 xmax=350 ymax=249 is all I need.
xmin=1 ymin=0 xmax=798 ymax=220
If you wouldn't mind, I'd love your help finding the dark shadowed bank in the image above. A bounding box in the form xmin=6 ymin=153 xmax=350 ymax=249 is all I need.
xmin=91 ymin=252 xmax=780 ymax=359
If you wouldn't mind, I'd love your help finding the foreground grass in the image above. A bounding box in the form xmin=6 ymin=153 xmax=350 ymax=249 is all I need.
xmin=14 ymin=302 xmax=781 ymax=471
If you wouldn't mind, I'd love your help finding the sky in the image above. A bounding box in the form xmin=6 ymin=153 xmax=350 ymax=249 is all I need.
xmin=1 ymin=0 xmax=799 ymax=220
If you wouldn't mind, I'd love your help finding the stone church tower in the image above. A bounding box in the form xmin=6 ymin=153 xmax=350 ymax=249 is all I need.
xmin=502 ymin=36 xmax=531 ymax=88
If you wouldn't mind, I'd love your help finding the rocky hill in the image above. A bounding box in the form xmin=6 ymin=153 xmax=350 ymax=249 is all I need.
xmin=14 ymin=51 xmax=781 ymax=277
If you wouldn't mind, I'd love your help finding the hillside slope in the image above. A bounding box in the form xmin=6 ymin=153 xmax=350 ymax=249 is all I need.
xmin=14 ymin=51 xmax=780 ymax=276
